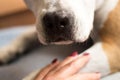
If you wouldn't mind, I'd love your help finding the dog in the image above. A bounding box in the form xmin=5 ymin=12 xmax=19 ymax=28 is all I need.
xmin=0 ymin=0 xmax=120 ymax=79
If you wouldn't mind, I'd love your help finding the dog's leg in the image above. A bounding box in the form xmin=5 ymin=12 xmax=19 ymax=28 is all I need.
xmin=80 ymin=39 xmax=120 ymax=77
xmin=0 ymin=27 xmax=40 ymax=64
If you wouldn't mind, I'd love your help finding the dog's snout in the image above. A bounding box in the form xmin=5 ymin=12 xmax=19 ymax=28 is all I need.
xmin=42 ymin=12 xmax=70 ymax=29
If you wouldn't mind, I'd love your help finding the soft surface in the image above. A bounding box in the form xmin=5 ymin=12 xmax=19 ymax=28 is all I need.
xmin=0 ymin=25 xmax=120 ymax=80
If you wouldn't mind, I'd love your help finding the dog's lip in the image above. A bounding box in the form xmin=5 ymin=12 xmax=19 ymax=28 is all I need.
xmin=50 ymin=40 xmax=73 ymax=45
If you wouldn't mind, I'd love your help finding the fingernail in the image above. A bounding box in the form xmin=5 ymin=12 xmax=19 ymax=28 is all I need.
xmin=51 ymin=58 xmax=58 ymax=64
xmin=70 ymin=51 xmax=78 ymax=57
xmin=83 ymin=53 xmax=89 ymax=56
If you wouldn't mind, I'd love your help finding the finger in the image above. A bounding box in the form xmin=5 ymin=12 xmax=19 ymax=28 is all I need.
xmin=69 ymin=73 xmax=101 ymax=80
xmin=55 ymin=53 xmax=90 ymax=77
xmin=35 ymin=59 xmax=59 ymax=80
xmin=54 ymin=52 xmax=78 ymax=70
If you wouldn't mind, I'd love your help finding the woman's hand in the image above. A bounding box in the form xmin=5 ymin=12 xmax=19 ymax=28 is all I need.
xmin=35 ymin=52 xmax=101 ymax=80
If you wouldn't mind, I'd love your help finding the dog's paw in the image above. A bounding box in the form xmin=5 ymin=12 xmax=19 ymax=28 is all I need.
xmin=0 ymin=45 xmax=23 ymax=65
xmin=0 ymin=49 xmax=14 ymax=65
xmin=0 ymin=51 xmax=10 ymax=65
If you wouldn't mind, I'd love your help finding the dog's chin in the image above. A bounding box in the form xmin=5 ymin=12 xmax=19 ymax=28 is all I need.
xmin=39 ymin=38 xmax=89 ymax=45
xmin=38 ymin=36 xmax=74 ymax=45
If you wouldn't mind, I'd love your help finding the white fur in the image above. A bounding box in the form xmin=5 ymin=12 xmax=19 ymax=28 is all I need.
xmin=80 ymin=43 xmax=111 ymax=77
xmin=68 ymin=0 xmax=95 ymax=42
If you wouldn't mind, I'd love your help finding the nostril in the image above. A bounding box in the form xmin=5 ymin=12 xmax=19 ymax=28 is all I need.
xmin=42 ymin=12 xmax=63 ymax=29
xmin=42 ymin=13 xmax=54 ymax=27
xmin=60 ymin=17 xmax=69 ymax=27
xmin=42 ymin=12 xmax=70 ymax=29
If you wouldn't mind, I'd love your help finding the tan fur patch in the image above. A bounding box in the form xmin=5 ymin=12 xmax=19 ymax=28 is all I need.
xmin=100 ymin=0 xmax=120 ymax=73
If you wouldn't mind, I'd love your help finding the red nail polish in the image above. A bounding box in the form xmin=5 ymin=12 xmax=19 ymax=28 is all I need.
xmin=83 ymin=53 xmax=89 ymax=56
xmin=51 ymin=58 xmax=58 ymax=64
xmin=70 ymin=51 xmax=78 ymax=57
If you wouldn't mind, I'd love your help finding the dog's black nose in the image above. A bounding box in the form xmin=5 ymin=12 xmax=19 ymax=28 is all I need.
xmin=42 ymin=12 xmax=70 ymax=30
xmin=42 ymin=12 xmax=73 ymax=42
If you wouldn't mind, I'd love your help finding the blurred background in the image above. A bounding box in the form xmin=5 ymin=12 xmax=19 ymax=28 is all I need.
xmin=0 ymin=0 xmax=35 ymax=29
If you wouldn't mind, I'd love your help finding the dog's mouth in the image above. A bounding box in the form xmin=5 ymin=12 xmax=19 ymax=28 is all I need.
xmin=50 ymin=36 xmax=92 ymax=45
xmin=38 ymin=32 xmax=91 ymax=45
xmin=37 ymin=28 xmax=91 ymax=45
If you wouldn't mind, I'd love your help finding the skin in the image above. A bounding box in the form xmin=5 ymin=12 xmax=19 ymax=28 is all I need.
xmin=35 ymin=53 xmax=101 ymax=80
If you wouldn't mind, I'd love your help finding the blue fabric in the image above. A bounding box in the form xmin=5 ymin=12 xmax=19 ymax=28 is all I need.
xmin=0 ymin=26 xmax=31 ymax=47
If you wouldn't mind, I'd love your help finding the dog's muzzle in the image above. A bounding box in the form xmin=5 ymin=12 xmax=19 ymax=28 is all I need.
xmin=42 ymin=11 xmax=74 ymax=43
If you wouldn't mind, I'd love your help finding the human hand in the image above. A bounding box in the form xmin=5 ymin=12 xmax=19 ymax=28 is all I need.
xmin=35 ymin=52 xmax=101 ymax=80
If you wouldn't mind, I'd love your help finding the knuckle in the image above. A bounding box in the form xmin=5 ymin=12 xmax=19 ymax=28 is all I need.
xmin=68 ymin=61 xmax=78 ymax=69
xmin=67 ymin=62 xmax=74 ymax=68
